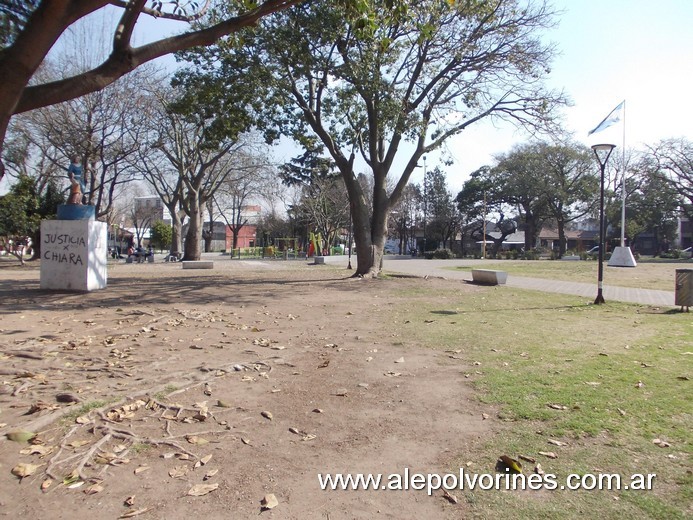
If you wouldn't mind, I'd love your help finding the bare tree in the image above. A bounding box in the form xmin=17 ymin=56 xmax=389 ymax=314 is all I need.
xmin=0 ymin=0 xmax=304 ymax=181
xmin=10 ymin=65 xmax=153 ymax=219
xmin=649 ymin=138 xmax=693 ymax=221
xmin=212 ymin=150 xmax=275 ymax=252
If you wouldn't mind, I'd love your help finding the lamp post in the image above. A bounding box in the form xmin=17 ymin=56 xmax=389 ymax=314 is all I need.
xmin=591 ymin=143 xmax=616 ymax=304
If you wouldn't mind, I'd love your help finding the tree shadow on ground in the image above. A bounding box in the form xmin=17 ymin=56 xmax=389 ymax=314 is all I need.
xmin=0 ymin=271 xmax=376 ymax=315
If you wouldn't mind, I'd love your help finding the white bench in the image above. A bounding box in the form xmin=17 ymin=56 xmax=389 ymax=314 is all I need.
xmin=182 ymin=261 xmax=214 ymax=270
xmin=471 ymin=269 xmax=508 ymax=285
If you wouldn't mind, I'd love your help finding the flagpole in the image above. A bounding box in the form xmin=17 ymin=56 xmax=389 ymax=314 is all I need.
xmin=620 ymin=100 xmax=626 ymax=247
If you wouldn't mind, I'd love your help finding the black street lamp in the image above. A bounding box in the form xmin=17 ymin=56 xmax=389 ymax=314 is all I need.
xmin=591 ymin=143 xmax=616 ymax=304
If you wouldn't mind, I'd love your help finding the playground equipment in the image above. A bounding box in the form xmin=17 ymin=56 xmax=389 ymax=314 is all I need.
xmin=308 ymin=232 xmax=324 ymax=257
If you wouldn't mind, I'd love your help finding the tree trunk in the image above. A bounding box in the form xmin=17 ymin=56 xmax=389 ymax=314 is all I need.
xmin=557 ymin=220 xmax=566 ymax=258
xmin=183 ymin=202 xmax=203 ymax=261
xmin=170 ymin=211 xmax=183 ymax=256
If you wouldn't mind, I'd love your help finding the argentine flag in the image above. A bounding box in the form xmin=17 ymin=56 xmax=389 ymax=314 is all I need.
xmin=588 ymin=101 xmax=624 ymax=135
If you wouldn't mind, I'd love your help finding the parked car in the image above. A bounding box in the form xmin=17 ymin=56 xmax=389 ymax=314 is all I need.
xmin=587 ymin=245 xmax=599 ymax=255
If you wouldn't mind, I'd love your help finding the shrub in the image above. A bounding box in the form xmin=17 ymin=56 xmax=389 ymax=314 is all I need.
xmin=432 ymin=249 xmax=454 ymax=259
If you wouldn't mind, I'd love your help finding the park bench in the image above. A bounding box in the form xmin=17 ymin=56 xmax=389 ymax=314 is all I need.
xmin=182 ymin=260 xmax=214 ymax=269
xmin=471 ymin=269 xmax=507 ymax=285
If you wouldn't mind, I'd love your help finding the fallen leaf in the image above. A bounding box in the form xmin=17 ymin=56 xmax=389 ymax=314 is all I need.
xmin=496 ymin=455 xmax=522 ymax=474
xmin=68 ymin=440 xmax=91 ymax=448
xmin=518 ymin=455 xmax=536 ymax=463
xmin=261 ymin=493 xmax=279 ymax=510
xmin=119 ymin=508 xmax=150 ymax=518
xmin=216 ymin=399 xmax=231 ymax=408
xmin=394 ymin=357 xmax=405 ymax=363
xmin=539 ymin=451 xmax=558 ymax=459
xmin=56 ymin=393 xmax=81 ymax=403
xmin=194 ymin=454 xmax=213 ymax=468
xmin=20 ymin=445 xmax=53 ymax=456
xmin=124 ymin=495 xmax=136 ymax=506
xmin=652 ymin=438 xmax=671 ymax=448
xmin=11 ymin=462 xmax=40 ymax=478
xmin=317 ymin=360 xmax=330 ymax=368
xmin=5 ymin=430 xmax=37 ymax=443
xmin=302 ymin=434 xmax=317 ymax=441
xmin=261 ymin=411 xmax=273 ymax=421
xmin=187 ymin=483 xmax=219 ymax=496
xmin=41 ymin=478 xmax=53 ymax=492
xmin=635 ymin=381 xmax=644 ymax=388
xmin=75 ymin=415 xmax=90 ymax=424
xmin=84 ymin=483 xmax=104 ymax=495
xmin=186 ymin=435 xmax=209 ymax=445
xmin=312 ymin=408 xmax=323 ymax=414
xmin=134 ymin=466 xmax=150 ymax=475
xmin=548 ymin=404 xmax=568 ymax=410
xmin=442 ymin=489 xmax=458 ymax=504
xmin=617 ymin=408 xmax=627 ymax=416
xmin=204 ymin=469 xmax=218 ymax=480
xmin=241 ymin=437 xmax=252 ymax=445
xmin=481 ymin=413 xmax=489 ymax=420
xmin=169 ymin=466 xmax=189 ymax=479
xmin=534 ymin=463 xmax=545 ymax=475
xmin=547 ymin=439 xmax=568 ymax=447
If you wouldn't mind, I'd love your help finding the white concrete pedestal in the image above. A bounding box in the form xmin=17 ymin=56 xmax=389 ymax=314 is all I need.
xmin=40 ymin=220 xmax=107 ymax=291
xmin=608 ymin=246 xmax=637 ymax=268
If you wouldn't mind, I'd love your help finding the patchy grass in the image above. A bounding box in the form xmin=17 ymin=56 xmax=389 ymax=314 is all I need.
xmin=61 ymin=400 xmax=109 ymax=424
xmin=153 ymin=385 xmax=180 ymax=400
xmin=445 ymin=260 xmax=691 ymax=291
xmin=395 ymin=285 xmax=692 ymax=519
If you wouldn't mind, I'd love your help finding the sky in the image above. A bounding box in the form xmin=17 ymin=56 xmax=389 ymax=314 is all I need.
xmin=40 ymin=0 xmax=693 ymax=195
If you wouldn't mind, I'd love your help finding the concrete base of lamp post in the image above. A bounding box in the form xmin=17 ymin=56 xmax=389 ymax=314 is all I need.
xmin=608 ymin=246 xmax=637 ymax=268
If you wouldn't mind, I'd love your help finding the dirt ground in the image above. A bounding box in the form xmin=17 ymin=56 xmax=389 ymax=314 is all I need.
xmin=0 ymin=259 xmax=490 ymax=519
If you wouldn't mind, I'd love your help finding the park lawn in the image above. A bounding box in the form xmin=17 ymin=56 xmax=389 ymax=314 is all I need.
xmin=393 ymin=284 xmax=692 ymax=519
xmin=446 ymin=259 xmax=691 ymax=291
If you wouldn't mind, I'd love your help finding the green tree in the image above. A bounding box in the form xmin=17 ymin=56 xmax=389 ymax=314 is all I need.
xmin=492 ymin=145 xmax=550 ymax=250
xmin=150 ymin=220 xmax=172 ymax=251
xmin=534 ymin=142 xmax=597 ymax=257
xmin=178 ymin=0 xmax=565 ymax=276
xmin=0 ymin=173 xmax=62 ymax=263
xmin=423 ymin=167 xmax=457 ymax=250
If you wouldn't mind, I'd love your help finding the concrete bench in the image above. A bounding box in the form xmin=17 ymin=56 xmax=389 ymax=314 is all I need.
xmin=182 ymin=261 xmax=214 ymax=270
xmin=562 ymin=255 xmax=581 ymax=261
xmin=471 ymin=269 xmax=508 ymax=285
xmin=313 ymin=256 xmax=325 ymax=265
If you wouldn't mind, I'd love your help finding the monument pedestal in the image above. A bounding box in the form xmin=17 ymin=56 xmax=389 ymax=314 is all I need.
xmin=608 ymin=246 xmax=637 ymax=268
xmin=40 ymin=213 xmax=107 ymax=291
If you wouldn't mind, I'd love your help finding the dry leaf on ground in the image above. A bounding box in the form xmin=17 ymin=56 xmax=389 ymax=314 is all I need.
xmin=187 ymin=483 xmax=219 ymax=496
